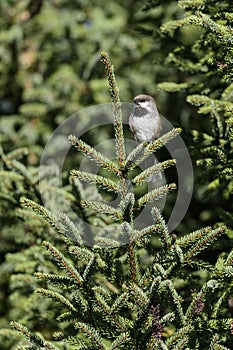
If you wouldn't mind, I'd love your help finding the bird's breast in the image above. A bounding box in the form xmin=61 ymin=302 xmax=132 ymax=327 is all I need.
xmin=131 ymin=114 xmax=160 ymax=142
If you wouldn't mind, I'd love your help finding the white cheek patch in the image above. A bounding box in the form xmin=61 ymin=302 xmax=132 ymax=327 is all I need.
xmin=139 ymin=102 xmax=150 ymax=108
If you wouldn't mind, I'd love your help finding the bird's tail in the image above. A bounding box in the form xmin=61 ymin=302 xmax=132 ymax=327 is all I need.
xmin=144 ymin=157 xmax=163 ymax=183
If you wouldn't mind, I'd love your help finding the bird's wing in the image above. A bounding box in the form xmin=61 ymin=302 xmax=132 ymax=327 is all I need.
xmin=153 ymin=115 xmax=162 ymax=138
xmin=129 ymin=113 xmax=135 ymax=133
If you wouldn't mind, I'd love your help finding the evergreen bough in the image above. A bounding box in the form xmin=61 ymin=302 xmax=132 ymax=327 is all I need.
xmin=154 ymin=0 xmax=233 ymax=232
xmin=4 ymin=52 xmax=232 ymax=350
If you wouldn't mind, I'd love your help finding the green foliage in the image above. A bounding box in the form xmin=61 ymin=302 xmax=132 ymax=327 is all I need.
xmin=155 ymin=0 xmax=233 ymax=232
xmin=0 ymin=1 xmax=233 ymax=349
xmin=0 ymin=0 xmax=166 ymax=334
xmin=3 ymin=53 xmax=232 ymax=350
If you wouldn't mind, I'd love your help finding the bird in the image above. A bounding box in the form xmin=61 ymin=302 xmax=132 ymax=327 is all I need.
xmin=129 ymin=94 xmax=162 ymax=181
xmin=129 ymin=94 xmax=161 ymax=143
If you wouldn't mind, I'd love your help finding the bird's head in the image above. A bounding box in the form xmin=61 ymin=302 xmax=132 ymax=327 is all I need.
xmin=133 ymin=94 xmax=157 ymax=115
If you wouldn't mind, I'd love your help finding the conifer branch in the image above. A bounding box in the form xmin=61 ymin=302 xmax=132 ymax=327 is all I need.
xmin=128 ymin=243 xmax=140 ymax=284
xmin=200 ymin=146 xmax=227 ymax=164
xmin=162 ymin=280 xmax=185 ymax=325
xmin=178 ymin=0 xmax=205 ymax=10
xmin=154 ymin=339 xmax=169 ymax=350
xmin=110 ymin=292 xmax=129 ymax=315
xmin=123 ymin=143 xmax=145 ymax=172
xmin=94 ymin=236 xmax=121 ymax=248
xmin=81 ymin=199 xmax=123 ymax=221
xmin=69 ymin=246 xmax=107 ymax=270
xmin=57 ymin=311 xmax=73 ymax=322
xmin=93 ymin=288 xmax=111 ymax=315
xmin=0 ymin=170 xmax=23 ymax=183
xmin=157 ymin=82 xmax=189 ymax=92
xmin=130 ymin=283 xmax=149 ymax=309
xmin=93 ymin=285 xmax=112 ymax=298
xmin=68 ymin=135 xmax=120 ymax=175
xmin=190 ymin=12 xmax=233 ymax=41
xmin=70 ymin=169 xmax=122 ymax=193
xmin=170 ymin=336 xmax=189 ymax=350
xmin=0 ymin=192 xmax=17 ymax=204
xmin=101 ymin=51 xmax=126 ymax=166
xmin=10 ymin=322 xmax=60 ymax=350
xmin=210 ymin=335 xmax=231 ymax=350
xmin=121 ymin=222 xmax=140 ymax=283
xmin=69 ymin=176 xmax=92 ymax=229
xmin=3 ymin=147 xmax=28 ymax=161
xmin=160 ymin=15 xmax=198 ymax=34
xmin=131 ymin=224 xmax=160 ymax=243
xmin=124 ymin=128 xmax=181 ymax=171
xmin=171 ymin=244 xmax=184 ymax=264
xmin=177 ymin=226 xmax=214 ymax=247
xmin=34 ymin=272 xmax=75 ymax=287
xmin=6 ymin=159 xmax=36 ymax=184
xmin=42 ymin=241 xmax=83 ymax=286
xmin=184 ymin=226 xmax=227 ymax=260
xmin=137 ymin=183 xmax=176 ymax=208
xmin=212 ymin=343 xmax=231 ymax=350
xmin=153 ymin=263 xmax=167 ymax=279
xmin=20 ymin=197 xmax=65 ymax=234
xmin=74 ymin=322 xmax=107 ymax=350
xmin=160 ymin=12 xmax=233 ymax=40
xmin=184 ymin=287 xmax=207 ymax=322
xmin=226 ymin=249 xmax=233 ymax=265
xmin=58 ymin=212 xmax=83 ymax=246
xmin=109 ymin=332 xmax=131 ymax=350
xmin=165 ymin=325 xmax=193 ymax=348
xmin=83 ymin=255 xmax=95 ymax=280
xmin=35 ymin=288 xmax=77 ymax=312
xmin=70 ymin=245 xmax=94 ymax=262
xmin=212 ymin=292 xmax=229 ymax=319
xmin=151 ymin=207 xmax=172 ymax=247
xmin=1 ymin=5 xmax=232 ymax=350
xmin=160 ymin=312 xmax=175 ymax=325
xmin=146 ymin=129 xmax=181 ymax=154
xmin=120 ymin=193 xmax=135 ymax=223
xmin=132 ymin=159 xmax=176 ymax=185
xmin=70 ymin=175 xmax=86 ymax=199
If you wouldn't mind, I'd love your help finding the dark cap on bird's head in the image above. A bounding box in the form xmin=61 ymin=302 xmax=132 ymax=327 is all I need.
xmin=134 ymin=94 xmax=155 ymax=105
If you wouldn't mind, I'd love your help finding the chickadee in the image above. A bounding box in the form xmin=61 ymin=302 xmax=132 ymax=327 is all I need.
xmin=129 ymin=94 xmax=161 ymax=143
xmin=129 ymin=94 xmax=162 ymax=181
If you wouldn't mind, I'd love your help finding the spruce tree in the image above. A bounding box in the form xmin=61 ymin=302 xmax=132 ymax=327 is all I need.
xmin=2 ymin=52 xmax=231 ymax=350
xmin=0 ymin=1 xmax=232 ymax=348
